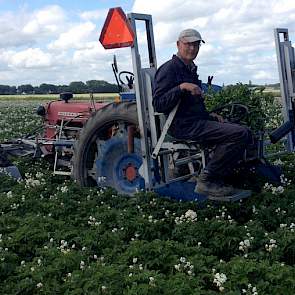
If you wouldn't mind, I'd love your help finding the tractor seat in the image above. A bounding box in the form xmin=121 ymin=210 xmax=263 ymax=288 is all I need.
xmin=164 ymin=133 xmax=209 ymax=149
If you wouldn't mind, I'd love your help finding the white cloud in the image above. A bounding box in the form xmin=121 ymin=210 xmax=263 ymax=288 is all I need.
xmin=48 ymin=21 xmax=97 ymax=50
xmin=0 ymin=12 xmax=33 ymax=48
xmin=79 ymin=9 xmax=108 ymax=21
xmin=0 ymin=5 xmax=67 ymax=49
xmin=133 ymin=0 xmax=295 ymax=84
xmin=7 ymin=48 xmax=52 ymax=69
xmin=271 ymin=0 xmax=295 ymax=14
xmin=0 ymin=1 xmax=294 ymax=86
xmin=133 ymin=0 xmax=226 ymax=21
xmin=253 ymin=70 xmax=273 ymax=80
xmin=23 ymin=5 xmax=66 ymax=35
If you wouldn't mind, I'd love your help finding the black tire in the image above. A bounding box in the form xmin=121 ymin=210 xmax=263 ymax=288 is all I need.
xmin=72 ymin=101 xmax=140 ymax=191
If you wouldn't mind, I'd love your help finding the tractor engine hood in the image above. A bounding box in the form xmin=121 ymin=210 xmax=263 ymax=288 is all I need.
xmin=44 ymin=100 xmax=109 ymax=124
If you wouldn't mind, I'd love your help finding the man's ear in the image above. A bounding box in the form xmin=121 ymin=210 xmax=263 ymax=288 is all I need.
xmin=176 ymin=40 xmax=180 ymax=49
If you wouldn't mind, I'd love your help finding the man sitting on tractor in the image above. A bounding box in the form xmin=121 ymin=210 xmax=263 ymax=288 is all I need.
xmin=152 ymin=28 xmax=252 ymax=197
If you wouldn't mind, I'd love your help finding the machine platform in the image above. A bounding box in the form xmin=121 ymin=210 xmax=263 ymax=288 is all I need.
xmin=155 ymin=181 xmax=251 ymax=202
xmin=206 ymin=189 xmax=252 ymax=202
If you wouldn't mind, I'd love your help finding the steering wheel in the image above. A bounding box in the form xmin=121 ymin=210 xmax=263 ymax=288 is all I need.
xmin=210 ymin=103 xmax=249 ymax=123
xmin=119 ymin=71 xmax=134 ymax=89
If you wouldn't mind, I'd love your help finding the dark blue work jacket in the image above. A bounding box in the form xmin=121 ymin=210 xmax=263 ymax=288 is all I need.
xmin=152 ymin=55 xmax=209 ymax=138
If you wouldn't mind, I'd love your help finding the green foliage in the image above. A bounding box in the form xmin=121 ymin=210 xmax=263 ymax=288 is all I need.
xmin=0 ymin=156 xmax=294 ymax=294
xmin=0 ymin=80 xmax=118 ymax=95
xmin=0 ymin=85 xmax=16 ymax=95
xmin=205 ymin=83 xmax=282 ymax=131
xmin=86 ymin=80 xmax=118 ymax=93
xmin=17 ymin=84 xmax=34 ymax=94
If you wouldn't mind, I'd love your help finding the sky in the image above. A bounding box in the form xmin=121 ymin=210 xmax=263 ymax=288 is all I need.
xmin=0 ymin=0 xmax=294 ymax=87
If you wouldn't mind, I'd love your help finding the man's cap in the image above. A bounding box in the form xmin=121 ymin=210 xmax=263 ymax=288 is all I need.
xmin=178 ymin=29 xmax=205 ymax=43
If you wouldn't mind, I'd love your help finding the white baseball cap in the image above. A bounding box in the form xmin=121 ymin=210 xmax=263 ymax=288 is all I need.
xmin=178 ymin=29 xmax=205 ymax=43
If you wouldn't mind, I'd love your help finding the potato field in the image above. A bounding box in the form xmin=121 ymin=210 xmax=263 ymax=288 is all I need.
xmin=0 ymin=96 xmax=295 ymax=295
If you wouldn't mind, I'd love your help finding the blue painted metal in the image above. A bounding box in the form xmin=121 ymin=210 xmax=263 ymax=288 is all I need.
xmin=95 ymin=137 xmax=144 ymax=194
xmin=94 ymin=136 xmax=256 ymax=201
xmin=94 ymin=136 xmax=208 ymax=199
xmin=201 ymin=83 xmax=222 ymax=93
xmin=0 ymin=166 xmax=22 ymax=180
xmin=94 ymin=131 xmax=276 ymax=202
xmin=155 ymin=181 xmax=207 ymax=202
xmin=159 ymin=162 xmax=282 ymax=202
xmin=120 ymin=92 xmax=136 ymax=101
xmin=116 ymin=153 xmax=143 ymax=193
xmin=255 ymin=162 xmax=282 ymax=183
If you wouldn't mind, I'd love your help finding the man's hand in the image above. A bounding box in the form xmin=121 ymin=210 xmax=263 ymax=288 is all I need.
xmin=180 ymin=82 xmax=203 ymax=96
xmin=210 ymin=112 xmax=224 ymax=123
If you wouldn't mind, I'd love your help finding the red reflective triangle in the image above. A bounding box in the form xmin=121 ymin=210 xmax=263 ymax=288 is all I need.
xmin=99 ymin=7 xmax=135 ymax=49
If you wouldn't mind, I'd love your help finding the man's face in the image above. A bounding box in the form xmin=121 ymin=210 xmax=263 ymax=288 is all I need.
xmin=177 ymin=39 xmax=200 ymax=63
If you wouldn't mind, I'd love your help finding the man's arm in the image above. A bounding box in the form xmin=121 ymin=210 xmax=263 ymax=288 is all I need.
xmin=152 ymin=65 xmax=182 ymax=113
xmin=153 ymin=65 xmax=203 ymax=114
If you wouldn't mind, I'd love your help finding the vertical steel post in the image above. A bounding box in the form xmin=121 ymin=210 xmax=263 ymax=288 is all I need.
xmin=274 ymin=28 xmax=295 ymax=152
xmin=127 ymin=13 xmax=157 ymax=190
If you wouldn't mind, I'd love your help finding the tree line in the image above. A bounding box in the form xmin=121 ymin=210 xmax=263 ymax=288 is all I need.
xmin=0 ymin=80 xmax=118 ymax=95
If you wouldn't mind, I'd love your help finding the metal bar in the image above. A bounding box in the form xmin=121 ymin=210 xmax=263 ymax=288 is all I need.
xmin=264 ymin=150 xmax=289 ymax=158
xmin=142 ymin=68 xmax=169 ymax=183
xmin=53 ymin=119 xmax=64 ymax=174
xmin=165 ymin=172 xmax=199 ymax=184
xmin=152 ymin=101 xmax=180 ymax=159
xmin=143 ymin=69 xmax=158 ymax=147
xmin=284 ymin=46 xmax=295 ymax=98
xmin=174 ymin=153 xmax=203 ymax=166
xmin=53 ymin=171 xmax=72 ymax=176
xmin=53 ymin=140 xmax=74 ymax=147
xmin=161 ymin=142 xmax=199 ymax=150
xmin=61 ymin=126 xmax=83 ymax=131
xmin=127 ymin=125 xmax=135 ymax=153
xmin=274 ymin=28 xmax=294 ymax=152
xmin=128 ymin=13 xmax=155 ymax=191
xmin=145 ymin=16 xmax=157 ymax=68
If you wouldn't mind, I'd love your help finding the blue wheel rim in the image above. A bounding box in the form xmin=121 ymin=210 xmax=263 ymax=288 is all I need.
xmin=95 ymin=137 xmax=144 ymax=194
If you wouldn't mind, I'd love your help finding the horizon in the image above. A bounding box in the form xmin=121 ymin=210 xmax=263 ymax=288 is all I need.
xmin=0 ymin=79 xmax=281 ymax=90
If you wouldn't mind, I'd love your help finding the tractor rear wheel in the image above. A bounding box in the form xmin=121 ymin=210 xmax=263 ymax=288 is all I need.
xmin=72 ymin=102 xmax=144 ymax=195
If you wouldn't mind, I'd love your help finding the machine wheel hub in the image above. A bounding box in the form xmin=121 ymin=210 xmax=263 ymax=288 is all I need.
xmin=124 ymin=163 xmax=138 ymax=182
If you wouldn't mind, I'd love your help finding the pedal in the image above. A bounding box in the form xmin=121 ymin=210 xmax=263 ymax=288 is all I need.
xmin=207 ymin=190 xmax=251 ymax=202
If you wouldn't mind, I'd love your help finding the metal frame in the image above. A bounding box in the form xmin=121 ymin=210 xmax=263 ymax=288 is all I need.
xmin=152 ymin=101 xmax=180 ymax=159
xmin=274 ymin=28 xmax=295 ymax=152
xmin=128 ymin=13 xmax=156 ymax=191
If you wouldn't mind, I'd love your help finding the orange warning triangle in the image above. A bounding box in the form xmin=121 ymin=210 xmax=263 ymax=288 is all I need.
xmin=99 ymin=7 xmax=135 ymax=49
